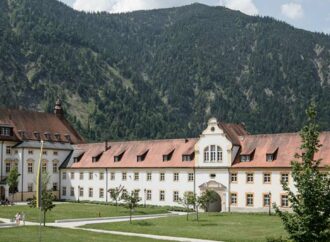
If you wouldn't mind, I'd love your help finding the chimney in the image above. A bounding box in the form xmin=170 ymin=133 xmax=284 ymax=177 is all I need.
xmin=54 ymin=98 xmax=64 ymax=117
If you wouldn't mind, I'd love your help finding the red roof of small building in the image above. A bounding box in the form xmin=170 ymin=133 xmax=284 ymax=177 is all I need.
xmin=0 ymin=108 xmax=84 ymax=144
xmin=232 ymin=132 xmax=330 ymax=168
xmin=69 ymin=138 xmax=197 ymax=169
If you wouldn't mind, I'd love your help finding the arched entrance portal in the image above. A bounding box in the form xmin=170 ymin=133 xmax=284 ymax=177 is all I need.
xmin=207 ymin=191 xmax=221 ymax=212
xmin=199 ymin=180 xmax=227 ymax=212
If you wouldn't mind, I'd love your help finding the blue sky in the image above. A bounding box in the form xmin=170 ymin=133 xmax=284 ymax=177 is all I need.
xmin=59 ymin=0 xmax=330 ymax=34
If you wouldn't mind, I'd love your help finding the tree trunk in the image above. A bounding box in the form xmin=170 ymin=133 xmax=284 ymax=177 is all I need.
xmin=196 ymin=206 xmax=199 ymax=222
xmin=129 ymin=208 xmax=132 ymax=224
xmin=186 ymin=207 xmax=189 ymax=221
xmin=43 ymin=211 xmax=46 ymax=227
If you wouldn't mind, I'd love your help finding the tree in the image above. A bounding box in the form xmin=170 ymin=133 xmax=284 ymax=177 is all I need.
xmin=7 ymin=166 xmax=20 ymax=203
xmin=108 ymin=185 xmax=124 ymax=207
xmin=178 ymin=192 xmax=195 ymax=221
xmin=28 ymin=173 xmax=56 ymax=226
xmin=198 ymin=190 xmax=217 ymax=216
xmin=274 ymin=103 xmax=330 ymax=242
xmin=123 ymin=191 xmax=141 ymax=224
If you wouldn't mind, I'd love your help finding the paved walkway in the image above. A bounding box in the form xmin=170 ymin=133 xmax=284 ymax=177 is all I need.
xmin=0 ymin=213 xmax=221 ymax=242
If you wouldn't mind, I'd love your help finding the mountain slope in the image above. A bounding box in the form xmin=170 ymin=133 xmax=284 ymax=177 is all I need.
xmin=1 ymin=0 xmax=330 ymax=141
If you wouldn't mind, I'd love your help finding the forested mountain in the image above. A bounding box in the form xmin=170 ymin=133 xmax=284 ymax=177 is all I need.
xmin=1 ymin=0 xmax=330 ymax=141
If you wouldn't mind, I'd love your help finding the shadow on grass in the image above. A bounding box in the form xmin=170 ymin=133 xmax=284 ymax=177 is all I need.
xmin=133 ymin=221 xmax=153 ymax=226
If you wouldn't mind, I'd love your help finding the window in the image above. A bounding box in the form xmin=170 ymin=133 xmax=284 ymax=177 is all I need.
xmin=14 ymin=150 xmax=18 ymax=154
xmin=53 ymin=182 xmax=58 ymax=191
xmin=210 ymin=174 xmax=216 ymax=179
xmin=0 ymin=127 xmax=11 ymax=136
xmin=173 ymin=173 xmax=179 ymax=181
xmin=173 ymin=191 xmax=179 ymax=202
xmin=266 ymin=154 xmax=274 ymax=162
xmin=53 ymin=161 xmax=58 ymax=173
xmin=281 ymin=194 xmax=289 ymax=207
xmin=89 ymin=172 xmax=93 ymax=180
xmin=137 ymin=150 xmax=148 ymax=162
xmin=54 ymin=133 xmax=61 ymax=141
xmin=62 ymin=187 xmax=67 ymax=196
xmin=122 ymin=172 xmax=127 ymax=181
xmin=70 ymin=172 xmax=75 ymax=179
xmin=134 ymin=189 xmax=140 ymax=198
xmin=182 ymin=155 xmax=192 ymax=161
xmin=43 ymin=150 xmax=47 ymax=155
xmin=42 ymin=161 xmax=47 ymax=173
xmin=263 ymin=173 xmax=271 ymax=184
xmin=281 ymin=173 xmax=289 ymax=183
xmin=147 ymin=172 xmax=152 ymax=181
xmin=160 ymin=190 xmax=165 ymax=201
xmin=146 ymin=190 xmax=152 ymax=200
xmin=231 ymin=173 xmax=237 ymax=183
xmin=100 ymin=172 xmax=104 ymax=180
xmin=80 ymin=172 xmax=84 ymax=180
xmin=246 ymin=193 xmax=254 ymax=206
xmin=99 ymin=188 xmax=104 ymax=198
xmin=160 ymin=173 xmax=165 ymax=181
xmin=110 ymin=172 xmax=115 ymax=180
xmin=263 ymin=193 xmax=271 ymax=207
xmin=79 ymin=187 xmax=84 ymax=197
xmin=240 ymin=155 xmax=251 ymax=162
xmin=163 ymin=155 xmax=170 ymax=161
xmin=246 ymin=173 xmax=254 ymax=183
xmin=5 ymin=162 xmax=11 ymax=173
xmin=6 ymin=146 xmax=11 ymax=155
xmin=134 ymin=172 xmax=139 ymax=181
xmin=53 ymin=151 xmax=58 ymax=156
xmin=230 ymin=193 xmax=237 ymax=205
xmin=28 ymin=162 xmax=33 ymax=174
xmin=28 ymin=183 xmax=33 ymax=192
xmin=204 ymin=145 xmax=222 ymax=162
xmin=70 ymin=187 xmax=75 ymax=197
xmin=188 ymin=173 xmax=194 ymax=182
xmin=89 ymin=188 xmax=93 ymax=198
xmin=28 ymin=150 xmax=33 ymax=155
xmin=62 ymin=172 xmax=67 ymax=180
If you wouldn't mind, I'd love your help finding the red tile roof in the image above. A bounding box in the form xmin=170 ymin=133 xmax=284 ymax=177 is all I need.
xmin=232 ymin=132 xmax=330 ymax=168
xmin=69 ymin=138 xmax=197 ymax=169
xmin=218 ymin=122 xmax=249 ymax=145
xmin=0 ymin=108 xmax=84 ymax=144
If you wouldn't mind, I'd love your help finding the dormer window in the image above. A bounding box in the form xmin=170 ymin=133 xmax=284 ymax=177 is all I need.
xmin=182 ymin=154 xmax=194 ymax=161
xmin=240 ymin=155 xmax=251 ymax=162
xmin=44 ymin=132 xmax=51 ymax=140
xmin=204 ymin=145 xmax=222 ymax=163
xmin=163 ymin=149 xmax=174 ymax=162
xmin=73 ymin=153 xmax=84 ymax=163
xmin=54 ymin=133 xmax=61 ymax=141
xmin=266 ymin=154 xmax=274 ymax=161
xmin=92 ymin=157 xmax=97 ymax=162
xmin=114 ymin=151 xmax=125 ymax=162
xmin=18 ymin=130 xmax=25 ymax=139
xmin=64 ymin=134 xmax=71 ymax=143
xmin=92 ymin=152 xmax=103 ymax=163
xmin=137 ymin=150 xmax=148 ymax=162
xmin=34 ymin=131 xmax=40 ymax=140
xmin=0 ymin=126 xmax=12 ymax=137
xmin=266 ymin=148 xmax=278 ymax=162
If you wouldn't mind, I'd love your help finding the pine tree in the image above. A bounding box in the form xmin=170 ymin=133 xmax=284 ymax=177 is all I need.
xmin=274 ymin=103 xmax=330 ymax=242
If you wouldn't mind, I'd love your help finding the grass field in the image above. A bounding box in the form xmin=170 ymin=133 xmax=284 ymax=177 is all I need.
xmin=0 ymin=226 xmax=169 ymax=242
xmin=0 ymin=203 xmax=168 ymax=223
xmin=84 ymin=212 xmax=288 ymax=242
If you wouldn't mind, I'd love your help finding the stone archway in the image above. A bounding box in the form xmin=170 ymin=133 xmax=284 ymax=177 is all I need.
xmin=199 ymin=180 xmax=227 ymax=212
xmin=207 ymin=190 xmax=222 ymax=212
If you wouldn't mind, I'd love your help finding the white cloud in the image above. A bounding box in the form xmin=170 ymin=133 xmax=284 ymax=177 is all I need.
xmin=72 ymin=0 xmax=212 ymax=13
xmin=281 ymin=3 xmax=304 ymax=20
xmin=219 ymin=0 xmax=258 ymax=16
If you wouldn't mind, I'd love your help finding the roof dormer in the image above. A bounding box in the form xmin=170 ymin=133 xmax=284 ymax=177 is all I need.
xmin=163 ymin=149 xmax=174 ymax=162
xmin=92 ymin=151 xmax=103 ymax=163
xmin=114 ymin=150 xmax=125 ymax=162
xmin=137 ymin=150 xmax=149 ymax=162
xmin=240 ymin=148 xmax=255 ymax=162
xmin=73 ymin=152 xmax=84 ymax=163
xmin=266 ymin=148 xmax=278 ymax=162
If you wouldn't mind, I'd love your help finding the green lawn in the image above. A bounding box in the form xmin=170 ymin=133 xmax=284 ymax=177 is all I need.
xmin=0 ymin=203 xmax=169 ymax=223
xmin=0 ymin=226 xmax=168 ymax=242
xmin=84 ymin=213 xmax=288 ymax=242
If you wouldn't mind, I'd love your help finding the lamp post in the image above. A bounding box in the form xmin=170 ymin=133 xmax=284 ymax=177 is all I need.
xmin=268 ymin=191 xmax=271 ymax=216
xmin=144 ymin=189 xmax=146 ymax=208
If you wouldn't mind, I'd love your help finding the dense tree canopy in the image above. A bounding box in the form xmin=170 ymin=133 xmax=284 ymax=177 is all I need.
xmin=1 ymin=0 xmax=330 ymax=141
